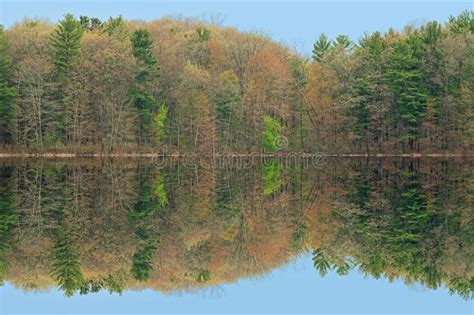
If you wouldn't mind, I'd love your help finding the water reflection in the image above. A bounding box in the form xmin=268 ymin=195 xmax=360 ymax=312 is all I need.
xmin=0 ymin=158 xmax=472 ymax=300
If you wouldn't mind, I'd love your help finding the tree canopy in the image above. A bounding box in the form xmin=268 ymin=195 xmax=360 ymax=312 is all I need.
xmin=0 ymin=11 xmax=472 ymax=154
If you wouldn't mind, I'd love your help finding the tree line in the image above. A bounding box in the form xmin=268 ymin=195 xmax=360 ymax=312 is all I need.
xmin=0 ymin=11 xmax=472 ymax=153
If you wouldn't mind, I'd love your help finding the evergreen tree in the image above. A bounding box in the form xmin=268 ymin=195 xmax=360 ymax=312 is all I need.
xmin=51 ymin=14 xmax=83 ymax=74
xmin=0 ymin=26 xmax=16 ymax=145
xmin=312 ymin=249 xmax=332 ymax=277
xmin=50 ymin=229 xmax=84 ymax=296
xmin=350 ymin=32 xmax=388 ymax=153
xmin=419 ymin=21 xmax=448 ymax=149
xmin=0 ymin=168 xmax=16 ymax=284
xmin=334 ymin=34 xmax=352 ymax=51
xmin=104 ymin=16 xmax=129 ymax=39
xmin=130 ymin=28 xmax=167 ymax=147
xmin=447 ymin=10 xmax=474 ymax=34
xmin=385 ymin=37 xmax=428 ymax=152
xmin=128 ymin=170 xmax=164 ymax=281
xmin=79 ymin=16 xmax=103 ymax=31
xmin=131 ymin=29 xmax=158 ymax=84
xmin=50 ymin=14 xmax=84 ymax=144
xmin=312 ymin=33 xmax=331 ymax=62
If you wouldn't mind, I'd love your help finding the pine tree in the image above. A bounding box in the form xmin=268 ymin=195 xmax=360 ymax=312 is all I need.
xmin=51 ymin=14 xmax=83 ymax=74
xmin=334 ymin=34 xmax=352 ymax=51
xmin=350 ymin=32 xmax=388 ymax=153
xmin=312 ymin=249 xmax=333 ymax=277
xmin=312 ymin=33 xmax=331 ymax=62
xmin=385 ymin=37 xmax=428 ymax=152
xmin=50 ymin=14 xmax=83 ymax=144
xmin=130 ymin=28 xmax=167 ymax=148
xmin=128 ymin=170 xmax=162 ymax=281
xmin=0 ymin=168 xmax=16 ymax=284
xmin=50 ymin=229 xmax=84 ymax=296
xmin=0 ymin=26 xmax=16 ymax=145
xmin=447 ymin=10 xmax=474 ymax=34
xmin=79 ymin=16 xmax=103 ymax=31
xmin=131 ymin=29 xmax=158 ymax=84
xmin=104 ymin=16 xmax=129 ymax=39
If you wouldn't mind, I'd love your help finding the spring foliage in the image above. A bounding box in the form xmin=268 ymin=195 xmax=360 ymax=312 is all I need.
xmin=0 ymin=11 xmax=472 ymax=153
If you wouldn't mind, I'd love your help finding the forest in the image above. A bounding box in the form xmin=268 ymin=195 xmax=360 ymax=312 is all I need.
xmin=0 ymin=11 xmax=472 ymax=154
xmin=0 ymin=157 xmax=472 ymax=299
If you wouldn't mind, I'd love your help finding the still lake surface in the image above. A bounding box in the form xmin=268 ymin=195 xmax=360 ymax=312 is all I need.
xmin=0 ymin=157 xmax=472 ymax=313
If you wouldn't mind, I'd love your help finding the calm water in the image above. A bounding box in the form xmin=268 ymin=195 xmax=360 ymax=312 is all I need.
xmin=0 ymin=157 xmax=472 ymax=313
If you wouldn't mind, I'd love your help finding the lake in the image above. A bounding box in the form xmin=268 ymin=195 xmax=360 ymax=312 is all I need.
xmin=0 ymin=157 xmax=472 ymax=313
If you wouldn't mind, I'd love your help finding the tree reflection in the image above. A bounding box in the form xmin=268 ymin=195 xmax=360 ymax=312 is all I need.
xmin=0 ymin=158 xmax=471 ymax=300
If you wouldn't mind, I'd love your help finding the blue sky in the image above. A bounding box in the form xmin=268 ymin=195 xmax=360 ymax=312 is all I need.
xmin=0 ymin=1 xmax=472 ymax=55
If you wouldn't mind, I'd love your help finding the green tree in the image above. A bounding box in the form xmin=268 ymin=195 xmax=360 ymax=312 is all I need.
xmin=0 ymin=169 xmax=16 ymax=284
xmin=104 ymin=16 xmax=129 ymax=39
xmin=334 ymin=34 xmax=352 ymax=51
xmin=129 ymin=28 xmax=167 ymax=148
xmin=261 ymin=116 xmax=283 ymax=152
xmin=447 ymin=10 xmax=474 ymax=34
xmin=131 ymin=242 xmax=158 ymax=282
xmin=312 ymin=249 xmax=332 ymax=277
xmin=50 ymin=14 xmax=84 ymax=144
xmin=51 ymin=14 xmax=83 ymax=73
xmin=131 ymin=29 xmax=158 ymax=84
xmin=385 ymin=37 xmax=428 ymax=152
xmin=349 ymin=32 xmax=388 ymax=153
xmin=154 ymin=106 xmax=168 ymax=142
xmin=312 ymin=33 xmax=331 ymax=62
xmin=195 ymin=27 xmax=211 ymax=42
xmin=79 ymin=16 xmax=103 ymax=31
xmin=0 ymin=26 xmax=16 ymax=145
xmin=50 ymin=229 xmax=84 ymax=296
xmin=128 ymin=169 xmax=165 ymax=281
xmin=262 ymin=159 xmax=282 ymax=195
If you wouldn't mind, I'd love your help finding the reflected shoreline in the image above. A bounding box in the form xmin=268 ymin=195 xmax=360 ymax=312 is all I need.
xmin=1 ymin=153 xmax=472 ymax=158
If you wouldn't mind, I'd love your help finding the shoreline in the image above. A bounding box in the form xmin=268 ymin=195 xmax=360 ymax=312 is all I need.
xmin=0 ymin=153 xmax=472 ymax=158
